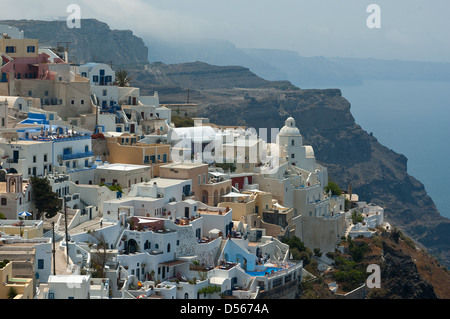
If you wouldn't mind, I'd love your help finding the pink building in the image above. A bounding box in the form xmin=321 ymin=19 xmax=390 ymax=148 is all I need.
xmin=1 ymin=38 xmax=65 ymax=82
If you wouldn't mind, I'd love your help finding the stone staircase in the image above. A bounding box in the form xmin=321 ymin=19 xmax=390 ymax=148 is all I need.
xmin=43 ymin=211 xmax=75 ymax=241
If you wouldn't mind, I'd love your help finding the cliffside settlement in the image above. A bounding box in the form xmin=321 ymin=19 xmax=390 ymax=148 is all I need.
xmin=0 ymin=27 xmax=396 ymax=300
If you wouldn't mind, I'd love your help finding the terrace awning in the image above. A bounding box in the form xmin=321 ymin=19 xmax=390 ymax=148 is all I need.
xmin=222 ymin=192 xmax=251 ymax=198
xmin=274 ymin=203 xmax=288 ymax=210
xmin=209 ymin=171 xmax=227 ymax=177
xmin=158 ymin=260 xmax=187 ymax=267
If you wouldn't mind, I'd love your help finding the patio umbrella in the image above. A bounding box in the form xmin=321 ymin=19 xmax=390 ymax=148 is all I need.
xmin=18 ymin=211 xmax=31 ymax=218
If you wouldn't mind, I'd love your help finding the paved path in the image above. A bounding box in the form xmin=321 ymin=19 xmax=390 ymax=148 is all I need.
xmin=52 ymin=216 xmax=107 ymax=275
xmin=54 ymin=242 xmax=73 ymax=275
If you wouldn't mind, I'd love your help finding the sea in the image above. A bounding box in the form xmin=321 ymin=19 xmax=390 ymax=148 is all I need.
xmin=301 ymin=79 xmax=450 ymax=219
xmin=341 ymin=80 xmax=450 ymax=219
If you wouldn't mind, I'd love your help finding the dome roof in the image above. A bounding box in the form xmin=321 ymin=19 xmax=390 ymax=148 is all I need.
xmin=279 ymin=117 xmax=300 ymax=136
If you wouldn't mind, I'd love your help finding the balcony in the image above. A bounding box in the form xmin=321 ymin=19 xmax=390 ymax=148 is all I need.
xmin=61 ymin=151 xmax=94 ymax=161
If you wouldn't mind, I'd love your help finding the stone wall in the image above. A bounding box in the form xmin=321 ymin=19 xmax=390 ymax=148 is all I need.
xmin=257 ymin=279 xmax=299 ymax=299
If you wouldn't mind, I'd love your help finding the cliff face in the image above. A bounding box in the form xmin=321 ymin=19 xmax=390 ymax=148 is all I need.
xmin=0 ymin=19 xmax=149 ymax=66
xmin=378 ymin=240 xmax=437 ymax=299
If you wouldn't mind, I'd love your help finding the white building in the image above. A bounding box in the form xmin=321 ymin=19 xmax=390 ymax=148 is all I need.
xmin=276 ymin=117 xmax=317 ymax=172
xmin=252 ymin=117 xmax=346 ymax=254
xmin=42 ymin=275 xmax=103 ymax=299
xmin=168 ymin=125 xmax=221 ymax=162
xmin=0 ymin=24 xmax=24 ymax=39
xmin=0 ymin=125 xmax=94 ymax=182
xmin=77 ymin=62 xmax=140 ymax=109
xmin=347 ymin=202 xmax=386 ymax=239
xmin=94 ymin=162 xmax=152 ymax=189
xmin=0 ymin=138 xmax=53 ymax=178
xmin=78 ymin=62 xmax=115 ymax=87
xmin=102 ymin=178 xmax=194 ymax=223
xmin=0 ymin=96 xmax=28 ymax=113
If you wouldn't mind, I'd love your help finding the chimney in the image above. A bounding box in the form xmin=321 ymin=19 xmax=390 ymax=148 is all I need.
xmin=150 ymin=182 xmax=158 ymax=198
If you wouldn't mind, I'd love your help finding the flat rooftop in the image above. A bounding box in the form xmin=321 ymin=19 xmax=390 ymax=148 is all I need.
xmin=160 ymin=162 xmax=208 ymax=169
xmin=106 ymin=196 xmax=161 ymax=204
xmin=2 ymin=139 xmax=48 ymax=145
xmin=143 ymin=177 xmax=190 ymax=188
xmin=48 ymin=275 xmax=90 ymax=283
xmin=96 ymin=163 xmax=150 ymax=171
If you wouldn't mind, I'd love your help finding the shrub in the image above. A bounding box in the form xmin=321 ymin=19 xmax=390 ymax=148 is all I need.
xmin=198 ymin=285 xmax=221 ymax=295
xmin=333 ymin=256 xmax=367 ymax=292
xmin=91 ymin=132 xmax=105 ymax=140
xmin=8 ymin=287 xmax=17 ymax=299
xmin=314 ymin=248 xmax=322 ymax=257
xmin=283 ymin=236 xmax=313 ymax=265
xmin=0 ymin=259 xmax=10 ymax=268
xmin=351 ymin=210 xmax=364 ymax=225
xmin=172 ymin=115 xmax=194 ymax=127
xmin=324 ymin=181 xmax=342 ymax=196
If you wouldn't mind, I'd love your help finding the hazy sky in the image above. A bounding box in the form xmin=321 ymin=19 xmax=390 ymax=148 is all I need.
xmin=1 ymin=0 xmax=449 ymax=62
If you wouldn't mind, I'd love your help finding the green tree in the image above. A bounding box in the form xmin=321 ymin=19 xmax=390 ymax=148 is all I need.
xmin=333 ymin=256 xmax=367 ymax=292
xmin=99 ymin=182 xmax=123 ymax=194
xmin=115 ymin=69 xmax=133 ymax=87
xmin=348 ymin=239 xmax=369 ymax=263
xmin=30 ymin=176 xmax=61 ymax=219
xmin=282 ymin=236 xmax=313 ymax=265
xmin=283 ymin=236 xmax=307 ymax=252
xmin=324 ymin=181 xmax=342 ymax=196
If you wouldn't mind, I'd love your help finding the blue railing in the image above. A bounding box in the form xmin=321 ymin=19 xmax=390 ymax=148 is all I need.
xmin=61 ymin=151 xmax=94 ymax=160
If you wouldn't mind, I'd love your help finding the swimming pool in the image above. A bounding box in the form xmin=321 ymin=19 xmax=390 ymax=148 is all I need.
xmin=245 ymin=267 xmax=282 ymax=277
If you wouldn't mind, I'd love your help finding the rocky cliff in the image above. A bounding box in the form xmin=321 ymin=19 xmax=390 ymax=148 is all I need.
xmin=0 ymin=19 xmax=149 ymax=66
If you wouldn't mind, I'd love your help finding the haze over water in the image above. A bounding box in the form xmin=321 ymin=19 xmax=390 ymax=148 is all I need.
xmin=338 ymin=79 xmax=450 ymax=219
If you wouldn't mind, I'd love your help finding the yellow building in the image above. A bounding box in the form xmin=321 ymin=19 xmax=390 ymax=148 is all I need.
xmin=0 ymin=261 xmax=33 ymax=299
xmin=0 ymin=38 xmax=39 ymax=58
xmin=159 ymin=162 xmax=208 ymax=202
xmin=0 ymin=220 xmax=44 ymax=239
xmin=218 ymin=196 xmax=256 ymax=221
xmin=199 ymin=177 xmax=232 ymax=207
xmin=106 ymin=134 xmax=171 ymax=175
xmin=218 ymin=190 xmax=272 ymax=220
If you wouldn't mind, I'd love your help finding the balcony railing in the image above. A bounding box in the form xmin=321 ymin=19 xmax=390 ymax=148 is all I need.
xmin=61 ymin=151 xmax=94 ymax=160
